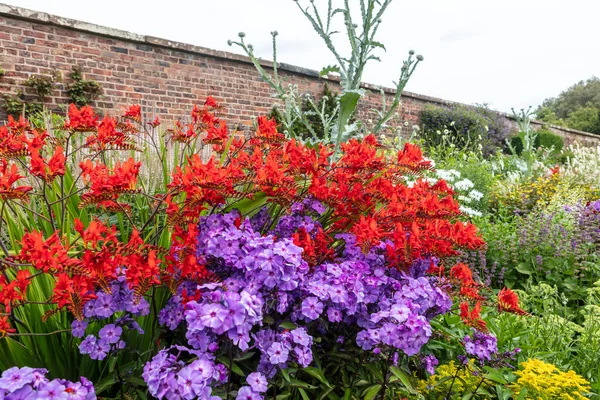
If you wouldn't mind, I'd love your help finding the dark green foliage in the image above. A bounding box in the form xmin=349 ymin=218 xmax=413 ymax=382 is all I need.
xmin=66 ymin=66 xmax=103 ymax=106
xmin=536 ymin=76 xmax=600 ymax=134
xmin=3 ymin=91 xmax=43 ymax=118
xmin=537 ymin=130 xmax=564 ymax=153
xmin=508 ymin=129 xmax=564 ymax=156
xmin=24 ymin=71 xmax=60 ymax=101
xmin=419 ymin=103 xmax=509 ymax=155
xmin=269 ymin=84 xmax=338 ymax=142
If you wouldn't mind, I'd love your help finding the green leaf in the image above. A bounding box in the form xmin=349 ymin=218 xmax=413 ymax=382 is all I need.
xmin=389 ymin=366 xmax=417 ymax=394
xmin=362 ymin=384 xmax=382 ymax=400
xmin=483 ymin=366 xmax=508 ymax=384
xmin=517 ymin=387 xmax=528 ymax=400
xmin=303 ymin=367 xmax=331 ymax=387
xmin=368 ymin=41 xmax=386 ymax=51
xmin=298 ymin=388 xmax=311 ymax=400
xmin=279 ymin=321 xmax=298 ymax=330
xmin=515 ymin=262 xmax=533 ymax=275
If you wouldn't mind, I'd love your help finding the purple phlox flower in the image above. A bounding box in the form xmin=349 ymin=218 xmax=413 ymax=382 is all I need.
xmin=71 ymin=320 xmax=88 ymax=338
xmin=464 ymin=331 xmax=498 ymax=363
xmin=246 ymin=372 xmax=267 ymax=393
xmin=236 ymin=386 xmax=263 ymax=400
xmin=78 ymin=335 xmax=96 ymax=355
xmin=327 ymin=307 xmax=343 ymax=323
xmin=93 ymin=292 xmax=115 ymax=319
xmin=37 ymin=380 xmax=68 ymax=400
xmin=421 ymin=354 xmax=438 ymax=374
xmin=200 ymin=304 xmax=229 ymax=329
xmin=267 ymin=342 xmax=289 ymax=365
xmin=98 ymin=324 xmax=122 ymax=344
xmin=90 ymin=340 xmax=110 ymax=361
xmin=0 ymin=367 xmax=34 ymax=392
xmin=294 ymin=346 xmax=313 ymax=368
xmin=301 ymin=297 xmax=323 ymax=320
xmin=5 ymin=384 xmax=34 ymax=399
xmin=177 ymin=366 xmax=208 ymax=399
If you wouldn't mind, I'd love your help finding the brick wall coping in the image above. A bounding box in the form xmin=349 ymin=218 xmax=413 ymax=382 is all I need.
xmin=1 ymin=2 xmax=598 ymax=140
xmin=0 ymin=3 xmax=454 ymax=104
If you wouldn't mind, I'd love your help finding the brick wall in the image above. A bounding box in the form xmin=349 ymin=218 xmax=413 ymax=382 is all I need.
xmin=1 ymin=3 xmax=599 ymax=146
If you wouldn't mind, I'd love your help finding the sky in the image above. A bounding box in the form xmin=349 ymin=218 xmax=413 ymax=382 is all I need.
xmin=4 ymin=0 xmax=599 ymax=113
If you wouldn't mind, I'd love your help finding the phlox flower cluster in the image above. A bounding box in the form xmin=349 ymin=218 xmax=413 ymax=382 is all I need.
xmin=146 ymin=202 xmax=455 ymax=395
xmin=0 ymin=367 xmax=95 ymax=399
xmin=142 ymin=346 xmax=226 ymax=399
xmin=73 ymin=275 xmax=148 ymax=360
xmin=463 ymin=330 xmax=498 ymax=363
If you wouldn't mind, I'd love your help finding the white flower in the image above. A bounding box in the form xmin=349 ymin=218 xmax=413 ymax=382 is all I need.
xmin=459 ymin=205 xmax=482 ymax=217
xmin=454 ymin=179 xmax=475 ymax=191
xmin=458 ymin=195 xmax=473 ymax=204
xmin=468 ymin=190 xmax=484 ymax=201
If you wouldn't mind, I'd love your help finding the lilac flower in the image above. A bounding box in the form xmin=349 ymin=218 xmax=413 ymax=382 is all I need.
xmin=246 ymin=372 xmax=267 ymax=393
xmin=267 ymin=342 xmax=289 ymax=365
xmin=301 ymin=297 xmax=323 ymax=320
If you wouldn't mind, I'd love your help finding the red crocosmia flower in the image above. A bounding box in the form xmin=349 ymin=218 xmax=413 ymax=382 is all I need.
xmin=18 ymin=231 xmax=79 ymax=273
xmin=255 ymin=116 xmax=284 ymax=144
xmin=205 ymin=96 xmax=218 ymax=108
xmin=352 ymin=216 xmax=383 ymax=252
xmin=0 ymin=161 xmax=33 ymax=201
xmin=498 ymin=288 xmax=529 ymax=316
xmin=23 ymin=129 xmax=49 ymax=152
xmin=450 ymin=263 xmax=474 ymax=285
xmin=0 ymin=316 xmax=15 ymax=337
xmin=15 ymin=270 xmax=31 ymax=296
xmin=29 ymin=146 xmax=66 ymax=183
xmin=86 ymin=116 xmax=136 ymax=151
xmin=397 ymin=142 xmax=433 ymax=171
xmin=204 ymin=121 xmax=229 ymax=149
xmin=65 ymin=104 xmax=99 ymax=131
xmin=459 ymin=301 xmax=488 ymax=332
xmin=0 ymin=125 xmax=28 ymax=158
xmin=123 ymin=104 xmax=142 ymax=121
xmin=52 ymin=273 xmax=97 ymax=320
xmin=79 ymin=158 xmax=141 ymax=207
xmin=148 ymin=116 xmax=161 ymax=128
xmin=7 ymin=115 xmax=30 ymax=133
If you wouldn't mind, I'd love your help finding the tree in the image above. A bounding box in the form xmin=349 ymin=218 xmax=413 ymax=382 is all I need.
xmin=536 ymin=76 xmax=600 ymax=134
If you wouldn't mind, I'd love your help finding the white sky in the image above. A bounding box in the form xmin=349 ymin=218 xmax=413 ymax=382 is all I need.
xmin=4 ymin=0 xmax=600 ymax=113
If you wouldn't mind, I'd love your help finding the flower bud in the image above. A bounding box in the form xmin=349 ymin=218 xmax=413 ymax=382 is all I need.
xmin=409 ymin=50 xmax=415 ymax=55
xmin=238 ymin=32 xmax=246 ymax=38
xmin=416 ymin=55 xmax=424 ymax=61
xmin=227 ymin=40 xmax=233 ymax=46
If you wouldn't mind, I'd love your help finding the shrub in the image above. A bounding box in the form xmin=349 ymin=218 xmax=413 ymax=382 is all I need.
xmin=419 ymin=103 xmax=509 ymax=156
xmin=508 ymin=129 xmax=564 ymax=156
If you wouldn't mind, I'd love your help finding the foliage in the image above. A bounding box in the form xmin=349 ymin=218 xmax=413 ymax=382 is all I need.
xmin=230 ymin=0 xmax=423 ymax=150
xmin=511 ymin=358 xmax=590 ymax=399
xmin=66 ymin=66 xmax=103 ymax=106
xmin=2 ymin=92 xmax=44 ymax=118
xmin=419 ymin=103 xmax=509 ymax=156
xmin=269 ymin=84 xmax=339 ymax=142
xmin=536 ymin=76 xmax=600 ymax=134
xmin=566 ymin=106 xmax=600 ymax=134
xmin=508 ymin=129 xmax=564 ymax=156
xmin=24 ymin=71 xmax=60 ymax=102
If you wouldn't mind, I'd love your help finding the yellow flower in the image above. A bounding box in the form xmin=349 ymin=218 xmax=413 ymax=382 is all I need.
xmin=511 ymin=358 xmax=590 ymax=399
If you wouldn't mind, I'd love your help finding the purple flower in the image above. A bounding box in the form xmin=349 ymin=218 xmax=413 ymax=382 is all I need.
xmin=37 ymin=380 xmax=68 ymax=399
xmin=98 ymin=324 xmax=122 ymax=344
xmin=301 ymin=297 xmax=323 ymax=320
xmin=236 ymin=386 xmax=263 ymax=400
xmin=267 ymin=342 xmax=289 ymax=365
xmin=78 ymin=335 xmax=97 ymax=355
xmin=177 ymin=366 xmax=208 ymax=398
xmin=246 ymin=372 xmax=267 ymax=393
xmin=71 ymin=320 xmax=88 ymax=338
xmin=464 ymin=331 xmax=498 ymax=363
xmin=0 ymin=367 xmax=33 ymax=392
xmin=93 ymin=292 xmax=115 ymax=319
xmin=200 ymin=304 xmax=230 ymax=329
xmin=422 ymin=354 xmax=438 ymax=374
